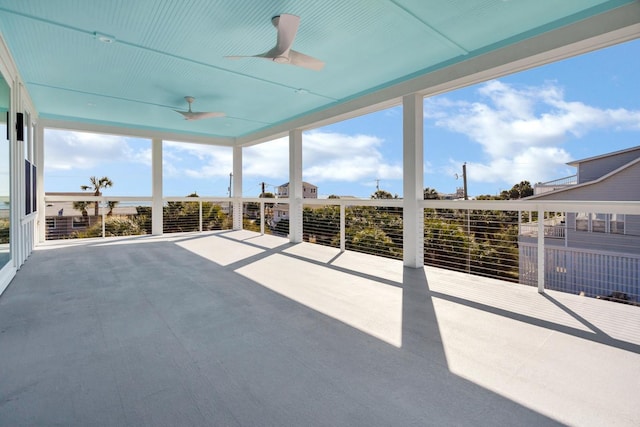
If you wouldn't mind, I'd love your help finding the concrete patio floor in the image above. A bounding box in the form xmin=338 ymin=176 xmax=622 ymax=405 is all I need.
xmin=1 ymin=230 xmax=639 ymax=426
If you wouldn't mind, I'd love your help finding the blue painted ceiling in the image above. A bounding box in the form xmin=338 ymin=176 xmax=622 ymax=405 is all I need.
xmin=0 ymin=0 xmax=636 ymax=141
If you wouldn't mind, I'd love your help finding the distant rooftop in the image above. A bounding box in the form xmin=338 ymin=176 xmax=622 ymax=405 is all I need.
xmin=567 ymin=145 xmax=640 ymax=166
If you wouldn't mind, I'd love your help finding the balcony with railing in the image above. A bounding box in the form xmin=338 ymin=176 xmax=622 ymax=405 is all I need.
xmin=30 ymin=194 xmax=640 ymax=425
xmin=43 ymin=195 xmax=640 ymax=304
xmin=519 ymin=213 xmax=566 ymax=239
xmin=533 ymin=175 xmax=577 ymax=195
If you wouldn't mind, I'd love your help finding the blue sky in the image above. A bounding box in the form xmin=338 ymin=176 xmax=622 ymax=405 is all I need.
xmin=44 ymin=38 xmax=640 ymax=199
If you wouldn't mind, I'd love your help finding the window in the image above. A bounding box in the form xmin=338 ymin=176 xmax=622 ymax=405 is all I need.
xmin=591 ymin=213 xmax=606 ymax=233
xmin=23 ymin=112 xmax=36 ymax=216
xmin=576 ymin=212 xmax=589 ymax=231
xmin=575 ymin=212 xmax=625 ymax=234
xmin=72 ymin=217 xmax=88 ymax=229
xmin=46 ymin=217 xmax=56 ymax=229
xmin=610 ymin=213 xmax=625 ymax=234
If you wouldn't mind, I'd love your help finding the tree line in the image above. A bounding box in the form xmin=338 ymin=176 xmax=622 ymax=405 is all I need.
xmin=70 ymin=177 xmax=232 ymax=238
xmin=297 ymin=181 xmax=533 ymax=282
xmin=66 ymin=176 xmax=528 ymax=283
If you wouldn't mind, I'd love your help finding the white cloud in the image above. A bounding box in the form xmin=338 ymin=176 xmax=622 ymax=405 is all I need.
xmin=44 ymin=130 xmax=149 ymax=170
xmin=45 ymin=129 xmax=399 ymax=189
xmin=449 ymin=147 xmax=573 ymax=184
xmin=243 ymin=137 xmax=289 ymax=180
xmin=163 ymin=141 xmax=232 ymax=179
xmin=303 ymin=131 xmax=402 ymax=182
xmin=426 ymin=80 xmax=640 ymax=184
xmin=243 ymin=131 xmax=402 ymax=184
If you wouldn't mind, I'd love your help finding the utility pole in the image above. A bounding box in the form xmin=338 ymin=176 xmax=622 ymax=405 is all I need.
xmin=455 ymin=163 xmax=469 ymax=200
xmin=462 ymin=162 xmax=468 ymax=200
xmin=261 ymin=181 xmax=266 ymax=196
xmin=459 ymin=162 xmax=470 ymax=273
xmin=375 ymin=179 xmax=380 ymax=191
xmin=228 ymin=172 xmax=233 ymax=197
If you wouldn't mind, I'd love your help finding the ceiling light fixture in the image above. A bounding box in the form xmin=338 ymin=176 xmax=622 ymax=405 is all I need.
xmin=93 ymin=32 xmax=116 ymax=44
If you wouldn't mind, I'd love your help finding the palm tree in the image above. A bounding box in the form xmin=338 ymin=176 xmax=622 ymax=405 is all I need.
xmin=72 ymin=201 xmax=90 ymax=220
xmin=423 ymin=187 xmax=440 ymax=200
xmin=106 ymin=201 xmax=118 ymax=216
xmin=371 ymin=189 xmax=395 ymax=199
xmin=81 ymin=176 xmax=113 ymax=216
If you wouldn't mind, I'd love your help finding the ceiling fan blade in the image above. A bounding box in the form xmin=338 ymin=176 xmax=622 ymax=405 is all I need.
xmin=224 ymin=14 xmax=323 ymax=70
xmin=273 ymin=14 xmax=300 ymax=56
xmin=288 ymin=50 xmax=325 ymax=71
xmin=225 ymin=49 xmax=280 ymax=61
xmin=175 ymin=110 xmax=225 ymax=121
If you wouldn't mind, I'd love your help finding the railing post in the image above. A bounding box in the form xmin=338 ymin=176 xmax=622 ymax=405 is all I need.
xmin=466 ymin=208 xmax=471 ymax=274
xmin=260 ymin=200 xmax=265 ymax=235
xmin=565 ymin=210 xmax=569 ymax=247
xmin=199 ymin=201 xmax=203 ymax=232
xmin=101 ymin=202 xmax=106 ymax=238
xmin=340 ymin=203 xmax=345 ymax=252
xmin=537 ymin=207 xmax=545 ymax=294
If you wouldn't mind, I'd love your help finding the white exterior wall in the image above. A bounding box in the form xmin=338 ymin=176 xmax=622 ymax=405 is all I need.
xmin=0 ymin=34 xmax=38 ymax=295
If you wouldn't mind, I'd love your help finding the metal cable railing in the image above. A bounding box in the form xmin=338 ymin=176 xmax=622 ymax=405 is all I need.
xmin=163 ymin=198 xmax=233 ymax=233
xmin=302 ymin=204 xmax=340 ymax=248
xmin=242 ymin=200 xmax=278 ymax=235
xmin=424 ymin=208 xmax=519 ymax=282
xmin=345 ymin=205 xmax=403 ymax=259
xmin=44 ymin=198 xmax=152 ymax=240
xmin=42 ymin=195 xmax=640 ymax=304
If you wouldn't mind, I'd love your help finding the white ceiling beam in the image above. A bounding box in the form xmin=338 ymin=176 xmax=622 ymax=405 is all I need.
xmin=38 ymin=118 xmax=236 ymax=146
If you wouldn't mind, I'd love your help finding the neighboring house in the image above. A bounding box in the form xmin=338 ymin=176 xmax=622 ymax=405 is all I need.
xmin=438 ymin=187 xmax=466 ymax=200
xmin=45 ymin=192 xmax=97 ymax=239
xmin=45 ymin=192 xmax=138 ymax=239
xmin=276 ymin=182 xmax=318 ymax=199
xmin=519 ymin=146 xmax=640 ymax=302
xmin=272 ymin=182 xmax=318 ymax=224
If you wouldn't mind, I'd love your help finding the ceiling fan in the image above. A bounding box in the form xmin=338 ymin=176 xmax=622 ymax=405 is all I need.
xmin=225 ymin=14 xmax=324 ymax=71
xmin=174 ymin=96 xmax=225 ymax=121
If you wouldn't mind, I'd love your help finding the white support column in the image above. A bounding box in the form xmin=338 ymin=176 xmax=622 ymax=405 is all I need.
xmin=101 ymin=209 xmax=106 ymax=238
xmin=340 ymin=203 xmax=346 ymax=252
xmin=289 ymin=129 xmax=303 ymax=243
xmin=36 ymin=122 xmax=45 ymax=243
xmin=11 ymin=79 xmax=24 ymax=265
xmin=232 ymin=145 xmax=243 ymax=230
xmin=151 ymin=138 xmax=163 ymax=235
xmin=402 ymin=93 xmax=424 ymax=268
xmin=260 ymin=201 xmax=265 ymax=235
xmin=537 ymin=208 xmax=545 ymax=294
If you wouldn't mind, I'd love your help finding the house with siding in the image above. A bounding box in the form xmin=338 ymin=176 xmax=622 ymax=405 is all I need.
xmin=272 ymin=182 xmax=318 ymax=224
xmin=45 ymin=192 xmax=138 ymax=239
xmin=519 ymin=146 xmax=640 ymax=302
